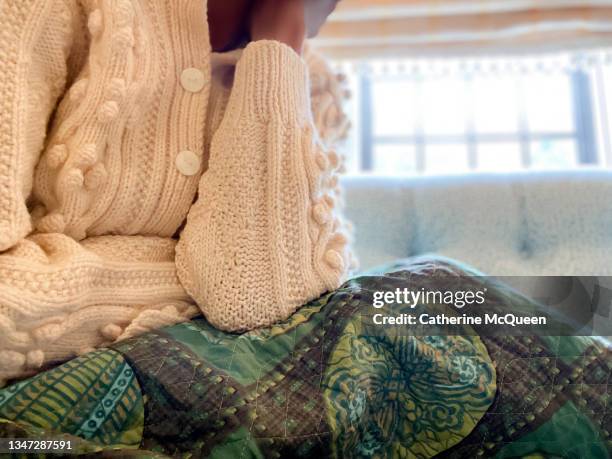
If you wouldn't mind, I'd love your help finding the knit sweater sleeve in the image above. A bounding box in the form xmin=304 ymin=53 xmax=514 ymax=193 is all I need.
xmin=0 ymin=0 xmax=81 ymax=251
xmin=175 ymin=40 xmax=352 ymax=331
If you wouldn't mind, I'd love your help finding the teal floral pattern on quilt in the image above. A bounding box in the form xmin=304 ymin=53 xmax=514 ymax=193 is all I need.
xmin=323 ymin=314 xmax=495 ymax=458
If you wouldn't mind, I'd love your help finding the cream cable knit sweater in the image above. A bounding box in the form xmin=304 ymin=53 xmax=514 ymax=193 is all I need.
xmin=0 ymin=0 xmax=352 ymax=385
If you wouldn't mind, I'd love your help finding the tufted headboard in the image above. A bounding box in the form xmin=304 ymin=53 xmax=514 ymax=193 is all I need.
xmin=342 ymin=170 xmax=612 ymax=276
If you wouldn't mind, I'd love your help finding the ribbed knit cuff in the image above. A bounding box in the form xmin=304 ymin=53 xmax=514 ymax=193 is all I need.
xmin=232 ymin=40 xmax=310 ymax=124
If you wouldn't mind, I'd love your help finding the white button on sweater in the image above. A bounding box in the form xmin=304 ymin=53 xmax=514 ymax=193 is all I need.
xmin=180 ymin=68 xmax=207 ymax=93
xmin=0 ymin=0 xmax=353 ymax=385
xmin=175 ymin=150 xmax=201 ymax=176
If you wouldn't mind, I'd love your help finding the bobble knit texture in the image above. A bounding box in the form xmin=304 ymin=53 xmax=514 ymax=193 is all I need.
xmin=0 ymin=0 xmax=352 ymax=385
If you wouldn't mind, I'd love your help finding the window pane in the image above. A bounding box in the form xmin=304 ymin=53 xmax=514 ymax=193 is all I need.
xmin=425 ymin=144 xmax=468 ymax=174
xmin=523 ymin=74 xmax=573 ymax=132
xmin=477 ymin=142 xmax=522 ymax=171
xmin=473 ymin=77 xmax=520 ymax=134
xmin=373 ymin=143 xmax=417 ymax=174
xmin=530 ymin=139 xmax=577 ymax=168
xmin=422 ymin=78 xmax=467 ymax=135
xmin=372 ymin=79 xmax=416 ymax=136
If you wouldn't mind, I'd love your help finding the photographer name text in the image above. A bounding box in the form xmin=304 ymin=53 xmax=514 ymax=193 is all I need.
xmin=370 ymin=287 xmax=547 ymax=328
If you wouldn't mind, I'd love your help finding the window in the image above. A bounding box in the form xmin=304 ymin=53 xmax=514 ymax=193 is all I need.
xmin=340 ymin=52 xmax=612 ymax=175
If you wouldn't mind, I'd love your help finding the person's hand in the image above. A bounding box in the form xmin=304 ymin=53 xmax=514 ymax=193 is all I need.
xmin=250 ymin=0 xmax=307 ymax=54
xmin=208 ymin=0 xmax=339 ymax=53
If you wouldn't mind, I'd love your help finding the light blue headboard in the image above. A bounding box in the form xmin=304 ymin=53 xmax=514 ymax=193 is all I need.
xmin=342 ymin=170 xmax=612 ymax=276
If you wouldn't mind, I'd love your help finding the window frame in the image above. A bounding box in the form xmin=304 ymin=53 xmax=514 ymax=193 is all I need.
xmin=359 ymin=68 xmax=598 ymax=173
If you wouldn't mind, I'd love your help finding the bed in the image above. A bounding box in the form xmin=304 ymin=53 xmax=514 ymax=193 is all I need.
xmin=0 ymin=258 xmax=610 ymax=458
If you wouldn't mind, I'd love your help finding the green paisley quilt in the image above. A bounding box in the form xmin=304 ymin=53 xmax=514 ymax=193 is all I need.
xmin=0 ymin=258 xmax=610 ymax=458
